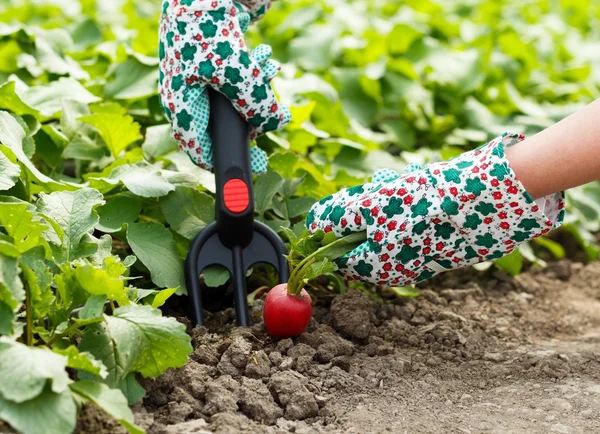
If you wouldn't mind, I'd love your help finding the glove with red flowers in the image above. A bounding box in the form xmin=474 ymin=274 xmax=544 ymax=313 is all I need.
xmin=306 ymin=133 xmax=565 ymax=286
xmin=158 ymin=0 xmax=290 ymax=173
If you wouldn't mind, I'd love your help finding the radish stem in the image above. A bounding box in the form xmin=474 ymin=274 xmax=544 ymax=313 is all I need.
xmin=286 ymin=231 xmax=367 ymax=296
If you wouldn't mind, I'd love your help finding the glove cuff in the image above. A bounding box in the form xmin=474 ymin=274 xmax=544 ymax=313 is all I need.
xmin=426 ymin=132 xmax=565 ymax=262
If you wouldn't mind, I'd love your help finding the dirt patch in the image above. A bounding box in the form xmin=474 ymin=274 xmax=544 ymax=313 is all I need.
xmin=77 ymin=260 xmax=600 ymax=433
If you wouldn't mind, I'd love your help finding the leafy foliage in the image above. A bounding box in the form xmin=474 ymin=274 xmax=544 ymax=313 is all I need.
xmin=0 ymin=0 xmax=599 ymax=432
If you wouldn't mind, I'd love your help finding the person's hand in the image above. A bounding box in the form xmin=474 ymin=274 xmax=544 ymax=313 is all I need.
xmin=306 ymin=133 xmax=565 ymax=286
xmin=158 ymin=0 xmax=291 ymax=173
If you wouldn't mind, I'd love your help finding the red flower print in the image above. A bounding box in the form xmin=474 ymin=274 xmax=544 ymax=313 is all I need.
xmin=371 ymin=207 xmax=379 ymax=216
xmin=500 ymin=222 xmax=510 ymax=229
xmin=380 ymin=272 xmax=389 ymax=280
xmin=201 ymin=42 xmax=209 ymax=50
xmin=216 ymin=59 xmax=223 ymax=66
xmin=423 ymin=247 xmax=431 ymax=255
xmin=403 ymin=196 xmax=413 ymax=205
xmin=397 ymin=188 xmax=407 ymax=196
xmin=493 ymin=191 xmax=503 ymax=200
xmin=436 ymin=242 xmax=444 ymax=251
xmin=509 ymin=201 xmax=518 ymax=208
xmin=270 ymin=103 xmax=278 ymax=113
xmin=515 ymin=209 xmax=524 ymax=216
xmin=354 ymin=216 xmax=362 ymax=225
xmin=207 ymin=53 xmax=214 ymax=60
xmin=387 ymin=243 xmax=395 ymax=251
xmin=424 ymin=237 xmax=431 ymax=245
xmin=387 ymin=221 xmax=397 ymax=231
xmin=252 ymin=68 xmax=260 ymax=77
xmin=491 ymin=179 xmax=499 ymax=187
xmin=341 ymin=218 xmax=348 ymax=228
xmin=450 ymin=187 xmax=458 ymax=196
xmin=195 ymin=34 xmax=202 ymax=41
xmin=211 ymin=77 xmax=219 ymax=84
xmin=362 ymin=199 xmax=372 ymax=207
xmin=400 ymin=222 xmax=408 ymax=231
xmin=383 ymin=262 xmax=392 ymax=271
xmin=374 ymin=231 xmax=384 ymax=242
xmin=532 ymin=205 xmax=539 ymax=212
xmin=484 ymin=217 xmax=493 ymax=224
xmin=508 ymin=185 xmax=518 ymax=194
xmin=324 ymin=226 xmax=332 ymax=233
xmin=504 ymin=179 xmax=513 ymax=186
xmin=498 ymin=211 xmax=507 ymax=219
xmin=478 ymin=249 xmax=488 ymax=256
xmin=481 ymin=173 xmax=488 ymax=181
xmin=238 ymin=99 xmax=247 ymax=107
xmin=403 ymin=238 xmax=412 ymax=245
xmin=395 ymin=264 xmax=404 ymax=272
xmin=377 ymin=216 xmax=386 ymax=225
xmin=381 ymin=254 xmax=390 ymax=262
xmin=418 ymin=177 xmax=427 ymax=185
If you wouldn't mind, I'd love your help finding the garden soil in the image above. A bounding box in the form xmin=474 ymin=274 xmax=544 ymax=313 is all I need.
xmin=75 ymin=260 xmax=600 ymax=434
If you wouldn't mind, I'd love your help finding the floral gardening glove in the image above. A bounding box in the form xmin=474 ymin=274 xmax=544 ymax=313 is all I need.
xmin=306 ymin=133 xmax=565 ymax=286
xmin=158 ymin=0 xmax=291 ymax=173
xmin=236 ymin=0 xmax=274 ymax=23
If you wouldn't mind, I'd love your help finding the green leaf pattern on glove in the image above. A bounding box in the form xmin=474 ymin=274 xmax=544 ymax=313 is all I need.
xmin=159 ymin=0 xmax=290 ymax=173
xmin=307 ymin=133 xmax=565 ymax=286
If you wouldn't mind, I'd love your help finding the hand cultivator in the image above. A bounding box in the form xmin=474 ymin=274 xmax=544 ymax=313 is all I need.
xmin=185 ymin=89 xmax=289 ymax=327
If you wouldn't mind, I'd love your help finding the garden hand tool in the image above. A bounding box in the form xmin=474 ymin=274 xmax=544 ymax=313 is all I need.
xmin=185 ymin=89 xmax=289 ymax=327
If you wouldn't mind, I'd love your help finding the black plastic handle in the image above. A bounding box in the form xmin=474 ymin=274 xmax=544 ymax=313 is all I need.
xmin=208 ymin=89 xmax=255 ymax=249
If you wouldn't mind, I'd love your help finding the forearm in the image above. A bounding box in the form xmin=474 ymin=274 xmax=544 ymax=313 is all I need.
xmin=507 ymin=98 xmax=600 ymax=199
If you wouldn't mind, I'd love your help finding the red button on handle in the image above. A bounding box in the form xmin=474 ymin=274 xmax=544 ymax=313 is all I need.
xmin=223 ymin=178 xmax=250 ymax=213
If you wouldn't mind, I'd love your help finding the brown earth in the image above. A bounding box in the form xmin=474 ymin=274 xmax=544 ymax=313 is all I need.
xmin=75 ymin=260 xmax=600 ymax=434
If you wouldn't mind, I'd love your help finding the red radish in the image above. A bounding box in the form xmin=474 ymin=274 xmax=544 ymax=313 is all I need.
xmin=263 ymin=284 xmax=312 ymax=338
xmin=262 ymin=230 xmax=367 ymax=338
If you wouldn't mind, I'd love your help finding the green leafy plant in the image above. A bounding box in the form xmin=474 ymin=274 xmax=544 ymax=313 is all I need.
xmin=282 ymin=228 xmax=367 ymax=296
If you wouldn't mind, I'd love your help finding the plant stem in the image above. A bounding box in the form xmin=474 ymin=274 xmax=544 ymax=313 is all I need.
xmin=138 ymin=214 xmax=161 ymax=223
xmin=286 ymin=231 xmax=367 ymax=296
xmin=287 ymin=257 xmax=316 ymax=296
xmin=24 ymin=280 xmax=33 ymax=346
xmin=44 ymin=318 xmax=104 ymax=348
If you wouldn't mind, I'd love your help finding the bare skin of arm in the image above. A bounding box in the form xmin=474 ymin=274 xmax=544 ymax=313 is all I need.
xmin=506 ymin=98 xmax=600 ymax=200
